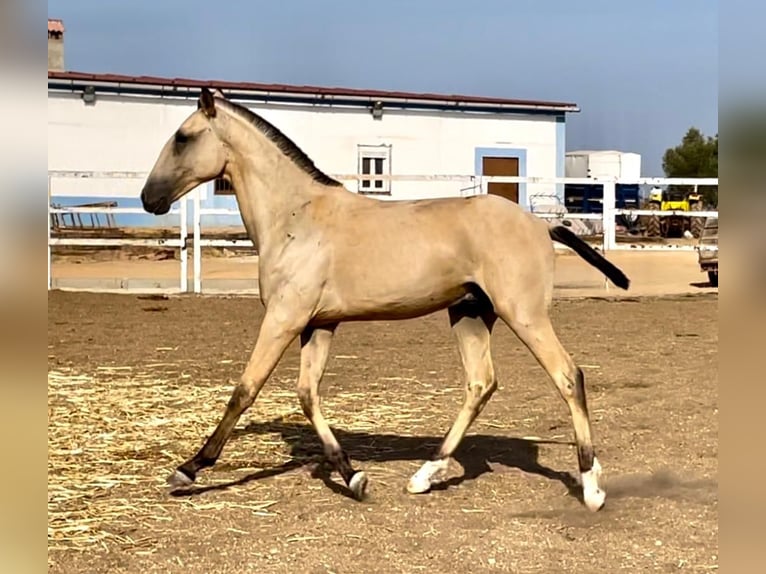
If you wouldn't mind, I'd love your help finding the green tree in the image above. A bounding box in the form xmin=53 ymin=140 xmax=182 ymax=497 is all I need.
xmin=662 ymin=127 xmax=718 ymax=207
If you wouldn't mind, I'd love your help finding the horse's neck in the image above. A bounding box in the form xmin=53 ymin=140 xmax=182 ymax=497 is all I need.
xmin=221 ymin=116 xmax=350 ymax=260
xmin=229 ymin=153 xmax=330 ymax=255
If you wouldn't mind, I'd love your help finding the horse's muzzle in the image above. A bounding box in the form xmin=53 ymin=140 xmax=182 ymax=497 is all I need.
xmin=141 ymin=188 xmax=171 ymax=215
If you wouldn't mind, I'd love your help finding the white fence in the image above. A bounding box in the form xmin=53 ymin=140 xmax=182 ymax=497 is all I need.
xmin=48 ymin=171 xmax=718 ymax=293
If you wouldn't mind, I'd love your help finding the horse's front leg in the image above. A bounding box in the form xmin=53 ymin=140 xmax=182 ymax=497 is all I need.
xmin=168 ymin=304 xmax=308 ymax=487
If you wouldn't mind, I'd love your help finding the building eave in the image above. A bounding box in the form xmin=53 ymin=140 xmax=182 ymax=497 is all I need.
xmin=48 ymin=70 xmax=580 ymax=116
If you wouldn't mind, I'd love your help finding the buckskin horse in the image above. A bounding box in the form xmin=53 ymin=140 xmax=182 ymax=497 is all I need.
xmin=140 ymin=88 xmax=629 ymax=512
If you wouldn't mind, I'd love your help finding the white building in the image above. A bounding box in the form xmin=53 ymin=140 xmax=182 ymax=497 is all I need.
xmin=48 ymin=71 xmax=579 ymax=226
xmin=565 ymin=150 xmax=641 ymax=181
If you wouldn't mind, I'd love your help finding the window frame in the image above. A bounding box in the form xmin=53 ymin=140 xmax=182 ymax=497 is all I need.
xmin=214 ymin=177 xmax=235 ymax=195
xmin=357 ymin=144 xmax=392 ymax=195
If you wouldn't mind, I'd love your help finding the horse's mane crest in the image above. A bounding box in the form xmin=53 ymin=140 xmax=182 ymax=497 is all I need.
xmin=218 ymin=99 xmax=343 ymax=187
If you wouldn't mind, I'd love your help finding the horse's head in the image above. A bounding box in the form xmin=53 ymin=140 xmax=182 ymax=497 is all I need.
xmin=141 ymin=88 xmax=227 ymax=215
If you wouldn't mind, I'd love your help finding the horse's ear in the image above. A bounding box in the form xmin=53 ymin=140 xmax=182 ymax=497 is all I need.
xmin=198 ymin=88 xmax=217 ymax=118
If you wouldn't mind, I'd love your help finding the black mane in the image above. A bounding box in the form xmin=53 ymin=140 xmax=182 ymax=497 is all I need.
xmin=218 ymin=98 xmax=343 ymax=187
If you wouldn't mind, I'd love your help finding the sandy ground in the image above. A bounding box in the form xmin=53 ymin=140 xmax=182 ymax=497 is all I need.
xmin=50 ymin=250 xmax=716 ymax=299
xmin=48 ymin=290 xmax=718 ymax=573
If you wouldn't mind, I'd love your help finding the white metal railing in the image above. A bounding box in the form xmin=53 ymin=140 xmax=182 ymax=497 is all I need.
xmin=48 ymin=171 xmax=718 ymax=293
xmin=48 ymin=171 xmax=190 ymax=291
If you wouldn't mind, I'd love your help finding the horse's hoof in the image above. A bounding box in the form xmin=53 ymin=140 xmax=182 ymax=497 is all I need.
xmin=584 ymin=487 xmax=606 ymax=512
xmin=167 ymin=469 xmax=194 ymax=489
xmin=581 ymin=456 xmax=605 ymax=512
xmin=406 ymin=473 xmax=432 ymax=494
xmin=349 ymin=471 xmax=369 ymax=501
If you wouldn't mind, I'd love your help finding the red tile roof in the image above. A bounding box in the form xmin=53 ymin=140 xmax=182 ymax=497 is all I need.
xmin=48 ymin=19 xmax=64 ymax=35
xmin=47 ymin=70 xmax=579 ymax=112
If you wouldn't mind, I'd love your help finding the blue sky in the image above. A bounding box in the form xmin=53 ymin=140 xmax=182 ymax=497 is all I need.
xmin=48 ymin=0 xmax=718 ymax=176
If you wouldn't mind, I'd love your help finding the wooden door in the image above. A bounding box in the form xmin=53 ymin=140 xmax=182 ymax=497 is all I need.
xmin=482 ymin=156 xmax=519 ymax=203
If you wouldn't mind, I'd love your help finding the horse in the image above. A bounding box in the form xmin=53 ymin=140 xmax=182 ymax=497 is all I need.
xmin=140 ymin=88 xmax=629 ymax=512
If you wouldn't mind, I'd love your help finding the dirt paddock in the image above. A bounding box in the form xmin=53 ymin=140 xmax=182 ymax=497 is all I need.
xmin=48 ymin=290 xmax=718 ymax=573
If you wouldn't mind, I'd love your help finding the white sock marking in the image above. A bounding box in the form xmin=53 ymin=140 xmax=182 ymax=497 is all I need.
xmin=581 ymin=456 xmax=606 ymax=511
xmin=407 ymin=458 xmax=449 ymax=494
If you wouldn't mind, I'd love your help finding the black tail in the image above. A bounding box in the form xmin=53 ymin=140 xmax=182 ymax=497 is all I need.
xmin=548 ymin=225 xmax=630 ymax=290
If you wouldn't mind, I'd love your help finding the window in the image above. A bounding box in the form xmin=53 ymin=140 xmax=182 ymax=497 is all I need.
xmin=357 ymin=144 xmax=392 ymax=194
xmin=214 ymin=177 xmax=234 ymax=195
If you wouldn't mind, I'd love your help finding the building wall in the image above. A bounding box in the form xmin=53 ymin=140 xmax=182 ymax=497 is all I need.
xmin=48 ymin=91 xmax=565 ymax=226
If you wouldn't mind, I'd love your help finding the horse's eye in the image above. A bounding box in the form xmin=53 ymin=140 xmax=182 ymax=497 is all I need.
xmin=175 ymin=131 xmax=189 ymax=145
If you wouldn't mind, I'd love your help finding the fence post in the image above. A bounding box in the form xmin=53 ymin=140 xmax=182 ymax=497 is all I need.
xmin=179 ymin=197 xmax=188 ymax=292
xmin=193 ymin=186 xmax=202 ymax=294
xmin=602 ymin=180 xmax=616 ymax=252
xmin=48 ymin=175 xmax=52 ymax=290
xmin=601 ymin=180 xmax=617 ymax=291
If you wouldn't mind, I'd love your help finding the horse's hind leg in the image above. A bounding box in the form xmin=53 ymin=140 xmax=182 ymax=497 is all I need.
xmin=407 ymin=297 xmax=497 ymax=494
xmin=298 ymin=324 xmax=368 ymax=500
xmin=498 ymin=303 xmax=606 ymax=512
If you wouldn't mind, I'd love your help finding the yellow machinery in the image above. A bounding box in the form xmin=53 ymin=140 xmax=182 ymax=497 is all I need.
xmin=644 ymin=186 xmax=704 ymax=238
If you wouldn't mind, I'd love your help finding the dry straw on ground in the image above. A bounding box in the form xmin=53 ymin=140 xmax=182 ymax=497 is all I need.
xmin=47 ymin=362 xmax=452 ymax=555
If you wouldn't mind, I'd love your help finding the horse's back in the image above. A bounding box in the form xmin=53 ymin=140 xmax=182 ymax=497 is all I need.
xmin=343 ymin=191 xmax=533 ymax=230
xmin=329 ymin=191 xmax=550 ymax=264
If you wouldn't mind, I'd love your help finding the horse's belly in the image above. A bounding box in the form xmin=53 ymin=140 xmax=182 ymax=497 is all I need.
xmin=314 ymin=273 xmax=471 ymax=323
xmin=314 ymin=219 xmax=478 ymax=322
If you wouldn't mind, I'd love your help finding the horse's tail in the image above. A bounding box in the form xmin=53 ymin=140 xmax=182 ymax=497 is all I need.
xmin=548 ymin=225 xmax=630 ymax=290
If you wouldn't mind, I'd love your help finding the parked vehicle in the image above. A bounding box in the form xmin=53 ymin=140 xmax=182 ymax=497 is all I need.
xmin=697 ymin=216 xmax=718 ymax=287
xmin=564 ymin=183 xmax=641 ymax=232
xmin=645 ymin=186 xmax=705 ymax=238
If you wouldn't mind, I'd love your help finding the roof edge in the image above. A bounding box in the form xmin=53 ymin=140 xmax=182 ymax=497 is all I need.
xmin=48 ymin=70 xmax=580 ymax=113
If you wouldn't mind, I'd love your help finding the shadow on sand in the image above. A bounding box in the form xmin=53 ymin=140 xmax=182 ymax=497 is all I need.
xmin=170 ymin=418 xmax=583 ymax=503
